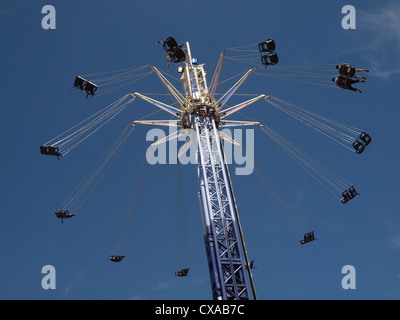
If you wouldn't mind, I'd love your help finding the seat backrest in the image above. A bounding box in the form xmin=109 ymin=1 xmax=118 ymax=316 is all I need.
xmin=258 ymin=39 xmax=276 ymax=52
xmin=348 ymin=187 xmax=358 ymax=197
xmin=261 ymin=52 xmax=279 ymax=66
xmin=85 ymin=82 xmax=98 ymax=95
xmin=74 ymin=76 xmax=86 ymax=90
xmin=173 ymin=48 xmax=186 ymax=62
xmin=167 ymin=48 xmax=186 ymax=63
xmin=163 ymin=37 xmax=178 ymax=52
xmin=352 ymin=140 xmax=365 ymax=153
xmin=359 ymin=132 xmax=371 ymax=145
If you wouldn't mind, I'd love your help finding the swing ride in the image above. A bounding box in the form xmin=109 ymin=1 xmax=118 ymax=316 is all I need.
xmin=40 ymin=36 xmax=372 ymax=300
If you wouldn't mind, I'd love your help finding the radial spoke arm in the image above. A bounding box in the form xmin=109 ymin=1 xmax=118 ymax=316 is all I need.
xmin=219 ymin=120 xmax=260 ymax=127
xmin=209 ymin=51 xmax=225 ymax=99
xmin=178 ymin=137 xmax=193 ymax=160
xmin=217 ymin=68 xmax=256 ymax=110
xmin=130 ymin=93 xmax=181 ymax=118
xmin=132 ymin=119 xmax=182 ymax=127
xmin=219 ymin=130 xmax=242 ymax=147
xmin=220 ymin=95 xmax=268 ymax=119
xmin=150 ymin=66 xmax=186 ymax=105
xmin=148 ymin=128 xmax=187 ymax=148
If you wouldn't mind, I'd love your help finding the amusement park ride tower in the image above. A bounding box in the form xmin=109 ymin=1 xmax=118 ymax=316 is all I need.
xmin=134 ymin=38 xmax=264 ymax=300
xmin=180 ymin=44 xmax=255 ymax=300
xmin=42 ymin=35 xmax=371 ymax=300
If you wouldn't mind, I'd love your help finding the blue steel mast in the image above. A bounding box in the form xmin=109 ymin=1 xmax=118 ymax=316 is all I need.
xmin=194 ymin=113 xmax=252 ymax=299
xmin=132 ymin=41 xmax=261 ymax=300
xmin=182 ymin=43 xmax=256 ymax=300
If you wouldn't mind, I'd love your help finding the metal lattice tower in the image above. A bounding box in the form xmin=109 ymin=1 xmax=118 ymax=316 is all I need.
xmin=131 ymin=41 xmax=260 ymax=300
xmin=194 ymin=114 xmax=252 ymax=299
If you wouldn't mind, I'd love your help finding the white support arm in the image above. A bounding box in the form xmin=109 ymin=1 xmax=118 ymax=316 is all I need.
xmin=209 ymin=51 xmax=225 ymax=99
xmin=148 ymin=128 xmax=187 ymax=148
xmin=150 ymin=66 xmax=186 ymax=105
xmin=220 ymin=95 xmax=268 ymax=119
xmin=217 ymin=68 xmax=255 ymax=111
xmin=219 ymin=120 xmax=260 ymax=127
xmin=132 ymin=120 xmax=181 ymax=127
xmin=130 ymin=93 xmax=181 ymax=118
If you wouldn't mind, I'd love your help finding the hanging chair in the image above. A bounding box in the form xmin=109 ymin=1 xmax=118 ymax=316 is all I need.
xmin=258 ymin=39 xmax=276 ymax=53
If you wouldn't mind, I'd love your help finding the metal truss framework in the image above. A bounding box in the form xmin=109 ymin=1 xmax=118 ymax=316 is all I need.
xmin=194 ymin=114 xmax=250 ymax=300
xmin=130 ymin=41 xmax=263 ymax=300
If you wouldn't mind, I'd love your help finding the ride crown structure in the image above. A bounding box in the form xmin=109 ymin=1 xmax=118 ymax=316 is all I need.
xmin=41 ymin=36 xmax=372 ymax=300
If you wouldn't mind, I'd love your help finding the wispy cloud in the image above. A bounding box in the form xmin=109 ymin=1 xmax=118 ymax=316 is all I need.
xmin=151 ymin=281 xmax=172 ymax=292
xmin=391 ymin=235 xmax=400 ymax=249
xmin=358 ymin=3 xmax=400 ymax=79
xmin=63 ymin=271 xmax=85 ymax=299
xmin=0 ymin=4 xmax=11 ymax=16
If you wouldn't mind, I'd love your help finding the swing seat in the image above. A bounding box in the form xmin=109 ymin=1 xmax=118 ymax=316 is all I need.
xmin=341 ymin=190 xmax=351 ymax=203
xmin=338 ymin=64 xmax=356 ymax=78
xmin=352 ymin=140 xmax=365 ymax=154
xmin=72 ymin=76 xmax=98 ymax=98
xmin=168 ymin=48 xmax=186 ymax=63
xmin=47 ymin=146 xmax=57 ymax=155
xmin=84 ymin=81 xmax=98 ymax=98
xmin=73 ymin=76 xmax=86 ymax=91
xmin=109 ymin=255 xmax=125 ymax=262
xmin=40 ymin=145 xmax=62 ymax=159
xmin=55 ymin=210 xmax=75 ymax=223
xmin=359 ymin=132 xmax=371 ymax=146
xmin=348 ymin=186 xmax=359 ymax=198
xmin=258 ymin=39 xmax=276 ymax=52
xmin=300 ymin=231 xmax=316 ymax=244
xmin=162 ymin=36 xmax=186 ymax=63
xmin=341 ymin=186 xmax=358 ymax=203
xmin=261 ymin=52 xmax=279 ymax=66
xmin=55 ymin=210 xmax=75 ymax=218
xmin=175 ymin=268 xmax=190 ymax=277
xmin=162 ymin=37 xmax=179 ymax=52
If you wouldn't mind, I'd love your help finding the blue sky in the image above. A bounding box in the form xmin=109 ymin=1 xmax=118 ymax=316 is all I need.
xmin=1 ymin=0 xmax=400 ymax=300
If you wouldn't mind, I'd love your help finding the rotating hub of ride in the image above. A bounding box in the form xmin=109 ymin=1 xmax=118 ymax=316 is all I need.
xmin=180 ymin=96 xmax=221 ymax=129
